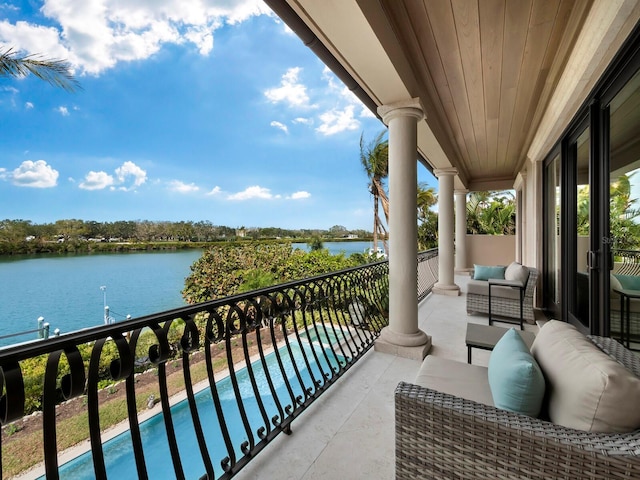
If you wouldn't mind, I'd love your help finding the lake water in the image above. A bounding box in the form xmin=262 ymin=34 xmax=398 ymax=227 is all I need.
xmin=0 ymin=241 xmax=372 ymax=346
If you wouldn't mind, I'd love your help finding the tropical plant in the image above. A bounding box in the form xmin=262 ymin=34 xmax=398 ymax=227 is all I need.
xmin=609 ymin=174 xmax=640 ymax=250
xmin=183 ymin=243 xmax=363 ymax=304
xmin=417 ymin=183 xmax=438 ymax=249
xmin=0 ymin=48 xmax=80 ymax=92
xmin=577 ymin=173 xmax=640 ymax=251
xmin=466 ymin=190 xmax=515 ymax=235
xmin=360 ymin=131 xmax=389 ymax=254
xmin=309 ymin=235 xmax=324 ymax=251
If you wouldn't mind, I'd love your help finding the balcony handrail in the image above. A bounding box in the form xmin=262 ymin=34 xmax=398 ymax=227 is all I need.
xmin=0 ymin=251 xmax=438 ymax=479
xmin=417 ymin=248 xmax=439 ymax=302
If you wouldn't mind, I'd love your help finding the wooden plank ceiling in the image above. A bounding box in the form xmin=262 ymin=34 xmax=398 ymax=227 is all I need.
xmin=377 ymin=0 xmax=592 ymax=189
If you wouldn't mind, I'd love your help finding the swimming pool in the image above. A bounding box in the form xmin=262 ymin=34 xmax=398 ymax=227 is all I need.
xmin=298 ymin=324 xmax=346 ymax=346
xmin=51 ymin=340 xmax=341 ymax=479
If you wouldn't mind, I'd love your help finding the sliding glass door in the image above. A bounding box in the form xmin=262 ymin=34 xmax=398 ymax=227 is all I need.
xmin=566 ymin=125 xmax=592 ymax=333
xmin=544 ymin=154 xmax=561 ymax=319
xmin=606 ymin=68 xmax=640 ymax=343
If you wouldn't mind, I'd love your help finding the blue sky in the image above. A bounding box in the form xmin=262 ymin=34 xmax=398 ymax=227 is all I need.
xmin=0 ymin=0 xmax=435 ymax=230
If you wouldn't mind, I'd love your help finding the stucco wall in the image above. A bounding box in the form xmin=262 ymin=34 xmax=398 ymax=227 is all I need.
xmin=463 ymin=234 xmax=516 ymax=268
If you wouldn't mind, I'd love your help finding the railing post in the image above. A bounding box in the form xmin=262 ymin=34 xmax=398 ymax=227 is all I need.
xmin=38 ymin=316 xmax=45 ymax=339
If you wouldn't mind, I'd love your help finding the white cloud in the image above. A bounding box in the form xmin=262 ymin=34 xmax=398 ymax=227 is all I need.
xmin=57 ymin=106 xmax=69 ymax=116
xmin=0 ymin=1 xmax=272 ymax=75
xmin=270 ymin=120 xmax=288 ymax=133
xmin=0 ymin=3 xmax=19 ymax=12
xmin=360 ymin=106 xmax=376 ymax=118
xmin=207 ymin=186 xmax=222 ymax=196
xmin=289 ymin=191 xmax=310 ymax=200
xmin=77 ymin=160 xmax=147 ymax=192
xmin=263 ymin=65 xmax=370 ymax=136
xmin=264 ymin=67 xmax=312 ymax=108
xmin=0 ymin=21 xmax=72 ymax=66
xmin=79 ymin=171 xmax=114 ymax=190
xmin=168 ymin=180 xmax=199 ymax=193
xmin=228 ymin=185 xmax=274 ymax=201
xmin=10 ymin=160 xmax=59 ymax=188
xmin=25 ymin=101 xmax=34 ymax=109
xmin=293 ymin=117 xmax=313 ymax=125
xmin=115 ymin=161 xmax=147 ymax=188
xmin=316 ymin=105 xmax=359 ymax=136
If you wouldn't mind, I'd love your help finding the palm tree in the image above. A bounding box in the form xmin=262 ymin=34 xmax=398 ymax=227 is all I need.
xmin=417 ymin=183 xmax=438 ymax=249
xmin=466 ymin=190 xmax=515 ymax=235
xmin=0 ymin=48 xmax=80 ymax=92
xmin=360 ymin=131 xmax=389 ymax=254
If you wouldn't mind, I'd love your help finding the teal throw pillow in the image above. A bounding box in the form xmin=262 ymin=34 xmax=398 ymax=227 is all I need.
xmin=488 ymin=328 xmax=546 ymax=417
xmin=613 ymin=274 xmax=640 ymax=291
xmin=473 ymin=264 xmax=506 ymax=281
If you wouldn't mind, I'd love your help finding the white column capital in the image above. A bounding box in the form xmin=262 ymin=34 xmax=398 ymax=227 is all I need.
xmin=433 ymin=167 xmax=458 ymax=178
xmin=454 ymin=189 xmax=469 ymax=196
xmin=513 ymin=171 xmax=527 ymax=190
xmin=377 ymin=98 xmax=425 ymax=125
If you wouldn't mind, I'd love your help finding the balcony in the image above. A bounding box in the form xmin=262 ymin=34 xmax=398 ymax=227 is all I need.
xmin=235 ymin=273 xmax=540 ymax=480
xmin=5 ymin=253 xmax=544 ymax=479
xmin=4 ymin=250 xmax=473 ymax=480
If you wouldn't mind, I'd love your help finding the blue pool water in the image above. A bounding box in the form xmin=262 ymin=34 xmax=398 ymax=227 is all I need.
xmin=53 ymin=341 xmax=341 ymax=479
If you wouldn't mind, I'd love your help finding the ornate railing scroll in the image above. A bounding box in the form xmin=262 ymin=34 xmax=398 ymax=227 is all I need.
xmin=417 ymin=248 xmax=439 ymax=302
xmin=0 ymin=260 xmax=389 ymax=480
xmin=612 ymin=249 xmax=640 ymax=275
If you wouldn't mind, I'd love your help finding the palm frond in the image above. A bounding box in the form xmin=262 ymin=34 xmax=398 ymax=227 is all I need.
xmin=0 ymin=48 xmax=81 ymax=92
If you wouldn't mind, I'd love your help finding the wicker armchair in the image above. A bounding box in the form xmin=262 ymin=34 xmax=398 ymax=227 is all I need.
xmin=466 ymin=267 xmax=539 ymax=324
xmin=395 ymin=336 xmax=640 ymax=480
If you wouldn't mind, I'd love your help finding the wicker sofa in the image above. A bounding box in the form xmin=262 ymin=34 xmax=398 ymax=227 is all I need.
xmin=466 ymin=263 xmax=538 ymax=325
xmin=395 ymin=324 xmax=640 ymax=479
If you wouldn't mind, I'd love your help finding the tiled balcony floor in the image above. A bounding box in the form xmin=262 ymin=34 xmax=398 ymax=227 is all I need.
xmin=236 ymin=274 xmax=541 ymax=479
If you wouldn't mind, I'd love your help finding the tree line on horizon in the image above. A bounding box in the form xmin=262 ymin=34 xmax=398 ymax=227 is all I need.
xmin=0 ymin=219 xmax=371 ymax=245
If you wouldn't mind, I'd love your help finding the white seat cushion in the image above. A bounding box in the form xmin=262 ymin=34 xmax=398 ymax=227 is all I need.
xmin=414 ymin=356 xmax=494 ymax=407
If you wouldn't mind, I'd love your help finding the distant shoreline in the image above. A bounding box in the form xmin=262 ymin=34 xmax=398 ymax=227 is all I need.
xmin=0 ymin=238 xmax=374 ymax=257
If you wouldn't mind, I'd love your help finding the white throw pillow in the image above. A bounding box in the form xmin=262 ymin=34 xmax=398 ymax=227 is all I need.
xmin=531 ymin=320 xmax=640 ymax=432
xmin=504 ymin=262 xmax=529 ymax=285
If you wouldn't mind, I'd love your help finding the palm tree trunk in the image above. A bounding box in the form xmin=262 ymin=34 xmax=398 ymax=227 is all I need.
xmin=373 ymin=193 xmax=379 ymax=251
xmin=375 ymin=178 xmax=390 ymax=224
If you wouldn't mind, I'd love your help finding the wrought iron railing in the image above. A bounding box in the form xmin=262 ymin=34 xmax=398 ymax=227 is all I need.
xmin=417 ymin=248 xmax=439 ymax=302
xmin=0 ymin=251 xmax=440 ymax=480
xmin=0 ymin=260 xmax=391 ymax=480
xmin=612 ymin=249 xmax=640 ymax=275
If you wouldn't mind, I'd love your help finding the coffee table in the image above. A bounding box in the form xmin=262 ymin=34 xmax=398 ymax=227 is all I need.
xmin=465 ymin=323 xmax=536 ymax=364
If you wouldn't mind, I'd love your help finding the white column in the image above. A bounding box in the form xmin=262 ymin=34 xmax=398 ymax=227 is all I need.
xmin=514 ymin=170 xmax=528 ymax=265
xmin=374 ymin=98 xmax=431 ymax=360
xmin=455 ymin=189 xmax=469 ymax=272
xmin=433 ymin=168 xmax=460 ymax=296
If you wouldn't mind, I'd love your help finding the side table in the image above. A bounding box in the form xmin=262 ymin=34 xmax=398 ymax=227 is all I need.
xmin=613 ymin=287 xmax=640 ymax=349
xmin=465 ymin=323 xmax=536 ymax=364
